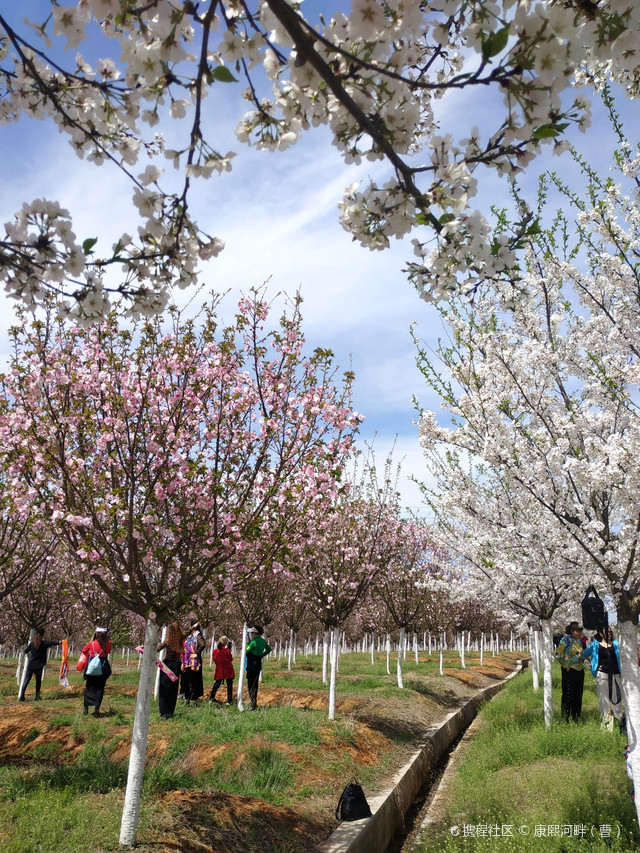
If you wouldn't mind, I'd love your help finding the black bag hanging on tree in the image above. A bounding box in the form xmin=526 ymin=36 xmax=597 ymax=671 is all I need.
xmin=581 ymin=585 xmax=608 ymax=632
xmin=335 ymin=779 xmax=372 ymax=821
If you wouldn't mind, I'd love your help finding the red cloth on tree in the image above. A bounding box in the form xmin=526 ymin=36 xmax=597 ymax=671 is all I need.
xmin=212 ymin=646 xmax=234 ymax=680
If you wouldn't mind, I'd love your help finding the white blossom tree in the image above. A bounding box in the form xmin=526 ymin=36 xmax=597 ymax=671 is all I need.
xmin=417 ymin=127 xmax=640 ymax=817
xmin=0 ymin=2 xmax=638 ymax=319
xmin=418 ymin=454 xmax=587 ymax=725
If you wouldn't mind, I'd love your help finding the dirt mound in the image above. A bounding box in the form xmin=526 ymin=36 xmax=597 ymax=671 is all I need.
xmin=0 ymin=707 xmax=85 ymax=764
xmin=139 ymin=790 xmax=329 ymax=853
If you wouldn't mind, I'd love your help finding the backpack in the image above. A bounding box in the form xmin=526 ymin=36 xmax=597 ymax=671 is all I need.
xmin=335 ymin=780 xmax=372 ymax=821
xmin=581 ymin=585 xmax=608 ymax=632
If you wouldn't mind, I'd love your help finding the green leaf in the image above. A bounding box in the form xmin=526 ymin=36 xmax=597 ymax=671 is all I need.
xmin=532 ymin=125 xmax=559 ymax=139
xmin=481 ymin=26 xmax=510 ymax=61
xmin=439 ymin=213 xmax=456 ymax=225
xmin=82 ymin=238 xmax=98 ymax=254
xmin=212 ymin=66 xmax=237 ymax=83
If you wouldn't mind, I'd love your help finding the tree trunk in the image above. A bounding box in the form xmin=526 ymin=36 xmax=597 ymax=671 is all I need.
xmin=370 ymin=636 xmax=375 ymax=665
xmin=287 ymin=627 xmax=294 ymax=671
xmin=322 ymin=630 xmax=330 ymax=685
xmin=531 ymin=630 xmax=540 ymax=692
xmin=540 ymin=619 xmax=553 ymax=729
xmin=618 ymin=618 xmax=640 ymax=827
xmin=385 ymin=632 xmax=391 ymax=675
xmin=328 ymin=625 xmax=340 ymax=720
xmin=119 ymin=618 xmax=159 ymax=848
xmin=17 ymin=629 xmax=35 ymax=696
xmin=397 ymin=627 xmax=405 ymax=689
xmin=236 ymin=622 xmax=248 ymax=711
xmin=154 ymin=625 xmax=166 ymax=700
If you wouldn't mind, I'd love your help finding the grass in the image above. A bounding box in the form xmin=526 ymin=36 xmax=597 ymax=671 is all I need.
xmin=416 ymin=670 xmax=638 ymax=853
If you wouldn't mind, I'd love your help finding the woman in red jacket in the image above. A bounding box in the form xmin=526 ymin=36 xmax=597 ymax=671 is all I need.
xmin=209 ymin=636 xmax=235 ymax=704
xmin=81 ymin=627 xmax=112 ymax=717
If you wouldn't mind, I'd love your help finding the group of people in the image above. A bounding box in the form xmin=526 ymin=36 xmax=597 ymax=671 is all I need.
xmin=17 ymin=622 xmax=272 ymax=719
xmin=156 ymin=622 xmax=272 ymax=719
xmin=554 ymin=620 xmax=623 ymax=727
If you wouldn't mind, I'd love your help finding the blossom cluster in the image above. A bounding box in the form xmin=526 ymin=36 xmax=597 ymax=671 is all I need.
xmin=0 ymin=1 xmax=638 ymax=315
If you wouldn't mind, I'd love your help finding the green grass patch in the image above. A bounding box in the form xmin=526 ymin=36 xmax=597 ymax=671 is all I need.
xmin=417 ymin=671 xmax=639 ymax=853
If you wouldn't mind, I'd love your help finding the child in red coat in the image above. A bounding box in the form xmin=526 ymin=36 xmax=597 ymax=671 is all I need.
xmin=209 ymin=636 xmax=235 ymax=704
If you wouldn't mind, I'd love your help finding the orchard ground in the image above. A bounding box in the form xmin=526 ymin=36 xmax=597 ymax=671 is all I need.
xmin=0 ymin=648 xmax=520 ymax=853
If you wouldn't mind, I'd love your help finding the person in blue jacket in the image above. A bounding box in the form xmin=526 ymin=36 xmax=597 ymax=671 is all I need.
xmin=583 ymin=627 xmax=624 ymax=725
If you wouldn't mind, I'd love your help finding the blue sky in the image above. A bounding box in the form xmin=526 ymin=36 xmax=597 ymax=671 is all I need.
xmin=0 ymin=3 xmax=636 ymax=514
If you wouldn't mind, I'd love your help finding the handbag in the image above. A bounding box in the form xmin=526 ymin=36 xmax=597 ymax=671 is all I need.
xmin=581 ymin=585 xmax=608 ymax=632
xmin=601 ymin=712 xmax=615 ymax=732
xmin=335 ymin=780 xmax=372 ymax=821
xmin=86 ymin=653 xmax=103 ymax=676
xmin=76 ymin=651 xmax=89 ymax=672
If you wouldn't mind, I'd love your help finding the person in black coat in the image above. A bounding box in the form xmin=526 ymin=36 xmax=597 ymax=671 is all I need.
xmin=18 ymin=627 xmax=61 ymax=701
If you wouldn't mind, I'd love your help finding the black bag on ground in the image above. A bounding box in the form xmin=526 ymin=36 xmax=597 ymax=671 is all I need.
xmin=335 ymin=780 xmax=372 ymax=821
xmin=581 ymin=585 xmax=608 ymax=632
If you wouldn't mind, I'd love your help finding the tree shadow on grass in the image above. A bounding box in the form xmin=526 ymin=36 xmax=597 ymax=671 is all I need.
xmin=405 ymin=680 xmax=463 ymax=708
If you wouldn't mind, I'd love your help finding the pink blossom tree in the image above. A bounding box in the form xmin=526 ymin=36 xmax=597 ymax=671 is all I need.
xmin=373 ymin=520 xmax=446 ymax=688
xmin=292 ymin=483 xmax=401 ymax=719
xmin=0 ymin=292 xmax=361 ymax=847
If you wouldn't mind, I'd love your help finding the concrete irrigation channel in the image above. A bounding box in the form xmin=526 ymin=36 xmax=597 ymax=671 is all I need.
xmin=322 ymin=661 xmax=527 ymax=853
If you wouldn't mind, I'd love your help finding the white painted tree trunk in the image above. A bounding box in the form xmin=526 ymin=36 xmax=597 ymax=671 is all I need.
xmin=328 ymin=625 xmax=341 ymax=721
xmin=531 ymin=630 xmax=540 ymax=692
xmin=460 ymin=633 xmax=466 ymax=668
xmin=16 ymin=651 xmax=25 ymax=687
xmin=119 ymin=618 xmax=160 ymax=849
xmin=322 ymin=630 xmax=330 ymax=685
xmin=540 ymin=619 xmax=553 ymax=729
xmin=385 ymin=633 xmax=391 ymax=675
xmin=292 ymin=632 xmax=297 ymax=665
xmin=618 ymin=618 xmax=640 ymax=827
xmin=153 ymin=625 xmax=166 ymax=700
xmin=209 ymin=632 xmax=215 ymax=668
xmin=414 ymin=632 xmax=419 ymax=664
xmin=236 ymin=622 xmax=248 ymax=711
xmin=370 ymin=638 xmax=375 ymax=665
xmin=397 ymin=627 xmax=405 ymax=689
xmin=439 ymin=647 xmax=443 ymax=675
xmin=18 ymin=629 xmax=35 ymax=696
xmin=287 ymin=627 xmax=294 ymax=671
xmin=480 ymin=633 xmax=484 ymax=666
